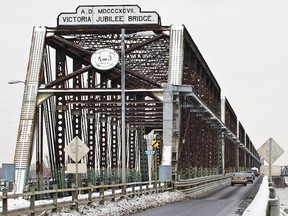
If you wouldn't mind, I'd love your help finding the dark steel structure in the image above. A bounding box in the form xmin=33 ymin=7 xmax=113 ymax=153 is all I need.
xmin=13 ymin=5 xmax=261 ymax=192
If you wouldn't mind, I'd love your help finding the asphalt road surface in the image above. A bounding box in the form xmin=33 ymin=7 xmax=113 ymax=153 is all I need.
xmin=132 ymin=175 xmax=263 ymax=216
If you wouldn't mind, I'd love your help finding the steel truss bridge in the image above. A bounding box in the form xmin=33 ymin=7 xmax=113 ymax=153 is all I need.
xmin=13 ymin=15 xmax=261 ymax=193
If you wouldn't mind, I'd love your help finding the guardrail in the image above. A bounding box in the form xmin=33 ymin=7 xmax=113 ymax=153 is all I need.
xmin=0 ymin=174 xmax=233 ymax=216
xmin=174 ymin=174 xmax=232 ymax=198
xmin=0 ymin=180 xmax=172 ymax=216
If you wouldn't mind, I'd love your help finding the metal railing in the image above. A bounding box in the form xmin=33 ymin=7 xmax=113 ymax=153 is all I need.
xmin=174 ymin=174 xmax=232 ymax=198
xmin=0 ymin=174 xmax=232 ymax=215
xmin=0 ymin=180 xmax=172 ymax=216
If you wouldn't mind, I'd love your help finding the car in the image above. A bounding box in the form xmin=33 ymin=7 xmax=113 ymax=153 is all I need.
xmin=231 ymin=172 xmax=247 ymax=186
xmin=253 ymin=170 xmax=260 ymax=177
xmin=247 ymin=170 xmax=255 ymax=179
xmin=251 ymin=167 xmax=260 ymax=177
xmin=244 ymin=172 xmax=254 ymax=183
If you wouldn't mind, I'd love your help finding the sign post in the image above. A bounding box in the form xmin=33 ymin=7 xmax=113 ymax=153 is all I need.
xmin=269 ymin=138 xmax=272 ymax=182
xmin=64 ymin=136 xmax=89 ymax=205
xmin=121 ymin=28 xmax=126 ymax=185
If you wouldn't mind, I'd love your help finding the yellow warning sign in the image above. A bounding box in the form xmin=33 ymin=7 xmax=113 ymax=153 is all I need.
xmin=152 ymin=139 xmax=158 ymax=148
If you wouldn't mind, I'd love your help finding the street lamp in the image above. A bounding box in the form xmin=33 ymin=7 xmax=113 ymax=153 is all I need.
xmin=8 ymin=80 xmax=26 ymax=84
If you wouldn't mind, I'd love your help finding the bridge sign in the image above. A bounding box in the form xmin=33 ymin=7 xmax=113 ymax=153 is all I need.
xmin=58 ymin=5 xmax=161 ymax=26
xmin=91 ymin=48 xmax=119 ymax=70
xmin=257 ymin=138 xmax=284 ymax=164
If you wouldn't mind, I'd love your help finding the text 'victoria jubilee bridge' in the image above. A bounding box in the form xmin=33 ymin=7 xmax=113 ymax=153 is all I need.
xmin=13 ymin=5 xmax=261 ymax=193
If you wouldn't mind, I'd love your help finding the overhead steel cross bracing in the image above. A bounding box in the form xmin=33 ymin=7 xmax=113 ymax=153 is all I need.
xmin=45 ymin=34 xmax=165 ymax=89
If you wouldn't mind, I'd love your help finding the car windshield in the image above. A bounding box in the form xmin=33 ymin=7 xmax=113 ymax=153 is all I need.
xmin=245 ymin=173 xmax=252 ymax=177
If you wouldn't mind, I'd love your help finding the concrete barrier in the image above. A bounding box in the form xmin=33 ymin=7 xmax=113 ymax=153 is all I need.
xmin=242 ymin=176 xmax=269 ymax=216
xmin=243 ymin=176 xmax=288 ymax=216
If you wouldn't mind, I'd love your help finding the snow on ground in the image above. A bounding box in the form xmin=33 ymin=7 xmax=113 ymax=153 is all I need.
xmin=41 ymin=191 xmax=187 ymax=216
xmin=0 ymin=190 xmax=187 ymax=216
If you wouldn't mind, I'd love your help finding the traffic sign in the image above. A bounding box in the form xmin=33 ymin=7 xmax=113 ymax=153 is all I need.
xmin=64 ymin=136 xmax=89 ymax=162
xmin=66 ymin=163 xmax=87 ymax=174
xmin=257 ymin=138 xmax=284 ymax=164
xmin=144 ymin=150 xmax=157 ymax=155
xmin=144 ymin=134 xmax=156 ymax=139
xmin=152 ymin=139 xmax=158 ymax=148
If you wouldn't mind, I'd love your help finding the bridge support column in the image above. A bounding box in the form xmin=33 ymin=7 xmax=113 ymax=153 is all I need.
xmin=159 ymin=25 xmax=184 ymax=181
xmin=221 ymin=133 xmax=225 ymax=174
xmin=14 ymin=27 xmax=46 ymax=193
xmin=159 ymin=165 xmax=172 ymax=181
xmin=159 ymin=84 xmax=174 ymax=181
xmin=236 ymin=147 xmax=240 ymax=172
xmin=159 ymin=84 xmax=180 ymax=181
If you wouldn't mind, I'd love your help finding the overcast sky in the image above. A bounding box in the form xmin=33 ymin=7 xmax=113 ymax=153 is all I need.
xmin=1 ymin=0 xmax=288 ymax=167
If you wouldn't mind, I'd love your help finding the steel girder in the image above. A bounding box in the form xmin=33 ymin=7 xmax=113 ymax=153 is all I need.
xmin=15 ymin=24 xmax=262 ymax=192
xmin=13 ymin=27 xmax=47 ymax=193
xmin=39 ymin=25 xmax=170 ymax=187
xmin=160 ymin=84 xmax=261 ymax=181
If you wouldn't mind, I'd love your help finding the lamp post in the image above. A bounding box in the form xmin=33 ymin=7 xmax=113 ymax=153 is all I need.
xmin=8 ymin=80 xmax=26 ymax=84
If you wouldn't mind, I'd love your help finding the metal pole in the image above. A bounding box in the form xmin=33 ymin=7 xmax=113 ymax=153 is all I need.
xmin=75 ymin=136 xmax=79 ymax=207
xmin=221 ymin=133 xmax=225 ymax=175
xmin=121 ymin=28 xmax=126 ymax=184
xmin=154 ymin=152 xmax=158 ymax=181
xmin=269 ymin=137 xmax=272 ymax=182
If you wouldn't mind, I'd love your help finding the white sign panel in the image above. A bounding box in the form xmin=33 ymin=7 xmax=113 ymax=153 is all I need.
xmin=58 ymin=5 xmax=161 ymax=26
xmin=64 ymin=136 xmax=89 ymax=162
xmin=260 ymin=165 xmax=281 ymax=176
xmin=257 ymin=138 xmax=284 ymax=164
xmin=66 ymin=163 xmax=87 ymax=174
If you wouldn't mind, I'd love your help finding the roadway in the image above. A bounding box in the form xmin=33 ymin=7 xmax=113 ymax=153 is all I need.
xmin=132 ymin=175 xmax=263 ymax=216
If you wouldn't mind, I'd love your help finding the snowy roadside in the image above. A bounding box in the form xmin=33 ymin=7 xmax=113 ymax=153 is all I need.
xmin=40 ymin=191 xmax=187 ymax=216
